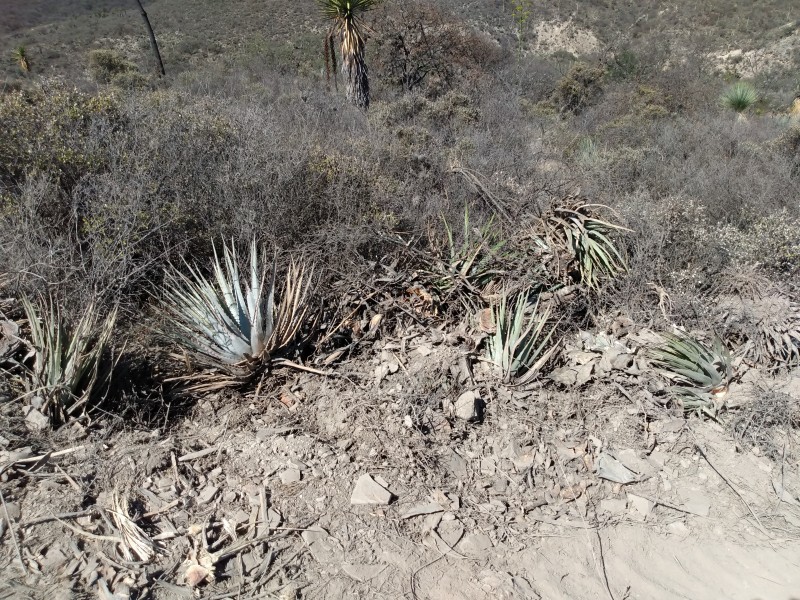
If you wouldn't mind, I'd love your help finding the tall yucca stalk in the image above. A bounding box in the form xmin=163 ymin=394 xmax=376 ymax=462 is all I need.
xmin=320 ymin=0 xmax=379 ymax=110
xmin=21 ymin=296 xmax=117 ymax=425
xmin=159 ymin=240 xmax=315 ymax=392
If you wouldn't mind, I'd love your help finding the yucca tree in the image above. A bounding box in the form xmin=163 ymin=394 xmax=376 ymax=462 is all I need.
xmin=12 ymin=45 xmax=30 ymax=73
xmin=320 ymin=0 xmax=379 ymax=110
xmin=159 ymin=239 xmax=315 ymax=392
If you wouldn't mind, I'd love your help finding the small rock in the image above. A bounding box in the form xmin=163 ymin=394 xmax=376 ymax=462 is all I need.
xmin=350 ymin=474 xmax=393 ymax=505
xmin=40 ymin=545 xmax=69 ymax=571
xmin=457 ymin=532 xmax=493 ymax=554
xmin=24 ymin=408 xmax=50 ymax=431
xmin=185 ymin=564 xmax=210 ymax=587
xmin=597 ymin=453 xmax=637 ymax=484
xmin=280 ymin=469 xmax=301 ymax=484
xmin=451 ymin=390 xmax=482 ymax=421
xmin=627 ymin=493 xmax=654 ymax=517
xmin=401 ymin=502 xmax=444 ymax=519
xmin=599 ymin=498 xmax=628 ymax=515
xmin=198 ymin=485 xmax=219 ymax=505
xmin=2 ymin=502 xmax=20 ymax=521
xmin=666 ymin=521 xmax=690 ymax=536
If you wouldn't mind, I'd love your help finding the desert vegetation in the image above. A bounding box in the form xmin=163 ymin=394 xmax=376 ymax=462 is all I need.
xmin=1 ymin=0 xmax=799 ymax=597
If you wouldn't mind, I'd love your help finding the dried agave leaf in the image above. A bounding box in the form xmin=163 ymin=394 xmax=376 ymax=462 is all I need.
xmin=715 ymin=293 xmax=800 ymax=367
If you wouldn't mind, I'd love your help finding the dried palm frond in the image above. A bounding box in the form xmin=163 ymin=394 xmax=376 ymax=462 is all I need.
xmin=320 ymin=0 xmax=378 ymax=109
xmin=715 ymin=293 xmax=800 ymax=367
xmin=109 ymin=493 xmax=158 ymax=562
xmin=648 ymin=331 xmax=732 ymax=417
xmin=21 ymin=296 xmax=117 ymax=425
xmin=486 ymin=289 xmax=558 ymax=384
xmin=160 ymin=239 xmax=315 ymax=391
xmin=534 ymin=202 xmax=629 ymax=291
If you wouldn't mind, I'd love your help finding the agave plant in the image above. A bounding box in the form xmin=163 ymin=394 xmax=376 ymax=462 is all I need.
xmin=12 ymin=45 xmax=30 ymax=73
xmin=537 ymin=202 xmax=629 ymax=291
xmin=320 ymin=0 xmax=379 ymax=110
xmin=160 ymin=239 xmax=314 ymax=391
xmin=21 ymin=296 xmax=117 ymax=426
xmin=648 ymin=331 xmax=732 ymax=417
xmin=721 ymin=81 xmax=758 ymax=114
xmin=434 ymin=206 xmax=511 ymax=299
xmin=485 ymin=289 xmax=558 ymax=384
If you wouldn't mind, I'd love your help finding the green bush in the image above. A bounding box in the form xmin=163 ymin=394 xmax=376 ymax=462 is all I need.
xmin=88 ymin=49 xmax=139 ymax=84
xmin=554 ymin=62 xmax=605 ymax=115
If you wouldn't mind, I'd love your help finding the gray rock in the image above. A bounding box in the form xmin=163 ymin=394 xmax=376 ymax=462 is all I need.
xmin=448 ymin=451 xmax=469 ymax=478
xmin=400 ymin=502 xmax=443 ymax=519
xmin=24 ymin=407 xmax=50 ymax=431
xmin=599 ymin=498 xmax=628 ymax=515
xmin=627 ymin=493 xmax=654 ymax=517
xmin=452 ymin=391 xmax=482 ymax=421
xmin=458 ymin=532 xmax=493 ymax=554
xmin=350 ymin=474 xmax=393 ymax=505
xmin=280 ymin=468 xmax=301 ymax=484
xmin=597 ymin=453 xmax=637 ymax=484
xmin=342 ymin=563 xmax=387 ymax=582
xmin=198 ymin=485 xmax=218 ymax=505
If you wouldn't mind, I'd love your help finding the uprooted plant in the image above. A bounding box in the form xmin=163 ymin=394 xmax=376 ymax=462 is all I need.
xmin=20 ymin=296 xmax=117 ymax=426
xmin=648 ymin=331 xmax=733 ymax=417
xmin=485 ymin=288 xmax=558 ymax=385
xmin=159 ymin=239 xmax=316 ymax=392
xmin=533 ymin=201 xmax=629 ymax=292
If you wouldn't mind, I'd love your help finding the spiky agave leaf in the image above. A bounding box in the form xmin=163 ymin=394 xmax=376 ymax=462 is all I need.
xmin=21 ymin=296 xmax=117 ymax=425
xmin=319 ymin=0 xmax=378 ymax=109
xmin=160 ymin=239 xmax=314 ymax=391
xmin=486 ymin=289 xmax=558 ymax=384
xmin=648 ymin=331 xmax=732 ymax=416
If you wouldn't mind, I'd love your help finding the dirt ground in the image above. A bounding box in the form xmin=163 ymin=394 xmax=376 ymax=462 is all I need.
xmin=1 ymin=323 xmax=800 ymax=600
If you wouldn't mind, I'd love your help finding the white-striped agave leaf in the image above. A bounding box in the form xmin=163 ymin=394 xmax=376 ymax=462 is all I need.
xmin=161 ymin=239 xmax=314 ymax=389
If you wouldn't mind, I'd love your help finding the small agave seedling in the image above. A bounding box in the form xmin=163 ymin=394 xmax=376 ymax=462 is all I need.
xmin=648 ymin=331 xmax=732 ymax=417
xmin=21 ymin=296 xmax=117 ymax=426
xmin=160 ymin=239 xmax=314 ymax=391
xmin=485 ymin=288 xmax=558 ymax=384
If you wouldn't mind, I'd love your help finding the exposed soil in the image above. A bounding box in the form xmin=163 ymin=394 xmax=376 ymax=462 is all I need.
xmin=2 ymin=324 xmax=799 ymax=600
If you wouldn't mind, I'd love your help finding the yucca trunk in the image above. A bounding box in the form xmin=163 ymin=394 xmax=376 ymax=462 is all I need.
xmin=344 ymin=46 xmax=369 ymax=109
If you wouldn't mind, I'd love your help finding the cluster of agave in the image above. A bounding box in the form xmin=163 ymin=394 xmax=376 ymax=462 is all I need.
xmin=12 ymin=239 xmax=314 ymax=426
xmin=479 ymin=201 xmax=629 ymax=383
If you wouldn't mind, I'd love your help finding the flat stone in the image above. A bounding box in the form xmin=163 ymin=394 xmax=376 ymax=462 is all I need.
xmin=457 ymin=532 xmax=493 ymax=555
xmin=2 ymin=502 xmax=20 ymax=521
xmin=627 ymin=493 xmax=654 ymax=517
xmin=400 ymin=502 xmax=444 ymax=519
xmin=597 ymin=453 xmax=637 ymax=484
xmin=448 ymin=451 xmax=469 ymax=478
xmin=437 ymin=519 xmax=464 ymax=548
xmin=599 ymin=498 xmax=628 ymax=515
xmin=666 ymin=521 xmax=690 ymax=536
xmin=198 ymin=485 xmax=219 ymax=505
xmin=280 ymin=468 xmax=301 ymax=484
xmin=40 ymin=545 xmax=69 ymax=571
xmin=350 ymin=474 xmax=393 ymax=505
